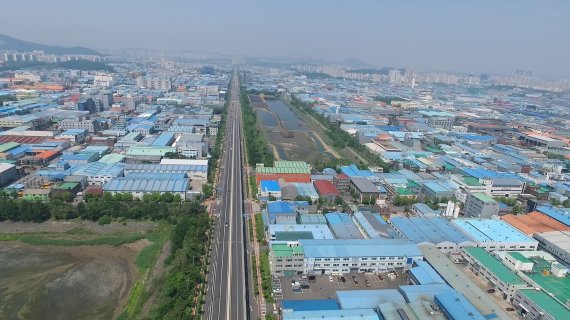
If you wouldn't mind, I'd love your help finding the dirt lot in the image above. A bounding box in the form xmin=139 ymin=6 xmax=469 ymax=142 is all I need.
xmin=0 ymin=240 xmax=142 ymax=320
xmin=265 ymin=130 xmax=336 ymax=163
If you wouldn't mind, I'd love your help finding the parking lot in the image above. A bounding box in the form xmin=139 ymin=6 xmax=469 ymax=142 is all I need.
xmin=278 ymin=271 xmax=409 ymax=301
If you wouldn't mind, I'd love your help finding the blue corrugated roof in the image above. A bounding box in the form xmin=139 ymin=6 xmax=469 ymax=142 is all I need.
xmin=282 ymin=299 xmax=339 ymax=312
xmin=267 ymin=201 xmax=296 ymax=214
xmin=152 ymin=132 xmax=175 ymax=147
xmin=124 ymin=163 xmax=207 ymax=173
xmin=300 ymin=239 xmax=422 ymax=258
xmin=340 ymin=165 xmax=374 ymax=178
xmin=452 ymin=219 xmax=536 ymax=243
xmin=260 ymin=180 xmax=280 ymax=192
xmin=325 ymin=212 xmax=364 ymax=239
xmin=336 ymin=289 xmax=405 ymax=310
xmin=410 ymin=260 xmax=445 ymax=285
xmin=124 ymin=172 xmax=186 ymax=180
xmin=398 ymin=284 xmax=453 ymax=303
xmin=390 ymin=217 xmax=471 ymax=245
xmin=536 ymin=205 xmax=570 ymax=226
xmin=103 ymin=178 xmax=188 ymax=193
xmin=283 ymin=309 xmax=379 ymax=320
xmin=435 ymin=291 xmax=486 ymax=320
xmin=6 ymin=145 xmax=30 ymax=155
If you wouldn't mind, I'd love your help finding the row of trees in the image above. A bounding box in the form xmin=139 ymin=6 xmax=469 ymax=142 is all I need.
xmin=241 ymin=90 xmax=274 ymax=167
xmin=150 ymin=202 xmax=211 ymax=319
xmin=289 ymin=96 xmax=390 ymax=172
xmin=0 ymin=192 xmax=192 ymax=223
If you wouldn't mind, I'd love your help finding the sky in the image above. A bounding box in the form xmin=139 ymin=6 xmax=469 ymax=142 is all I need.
xmin=1 ymin=0 xmax=569 ymax=78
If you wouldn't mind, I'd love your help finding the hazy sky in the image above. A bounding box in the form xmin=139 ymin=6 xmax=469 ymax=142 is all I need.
xmin=1 ymin=0 xmax=569 ymax=78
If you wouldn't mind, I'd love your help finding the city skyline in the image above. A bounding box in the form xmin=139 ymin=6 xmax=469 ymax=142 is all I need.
xmin=0 ymin=0 xmax=569 ymax=78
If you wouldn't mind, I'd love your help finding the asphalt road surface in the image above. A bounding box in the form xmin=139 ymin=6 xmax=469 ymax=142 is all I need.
xmin=203 ymin=66 xmax=249 ymax=320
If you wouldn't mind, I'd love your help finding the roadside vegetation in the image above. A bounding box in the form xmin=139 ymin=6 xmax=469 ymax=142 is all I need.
xmin=254 ymin=213 xmax=266 ymax=245
xmin=288 ymin=95 xmax=390 ymax=172
xmin=0 ymin=191 xmax=192 ymax=223
xmin=148 ymin=202 xmax=211 ymax=320
xmin=240 ymin=89 xmax=274 ymax=167
xmin=259 ymin=250 xmax=274 ymax=303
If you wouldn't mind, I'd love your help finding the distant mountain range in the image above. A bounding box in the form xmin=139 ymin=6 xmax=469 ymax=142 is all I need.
xmin=0 ymin=34 xmax=101 ymax=56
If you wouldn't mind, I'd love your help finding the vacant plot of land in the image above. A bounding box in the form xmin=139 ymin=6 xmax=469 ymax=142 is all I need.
xmin=266 ymin=131 xmax=335 ymax=163
xmin=0 ymin=241 xmax=140 ymax=320
xmin=254 ymin=97 xmax=337 ymax=163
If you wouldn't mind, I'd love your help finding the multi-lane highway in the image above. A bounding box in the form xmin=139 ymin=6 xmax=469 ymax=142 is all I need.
xmin=204 ymin=66 xmax=249 ymax=320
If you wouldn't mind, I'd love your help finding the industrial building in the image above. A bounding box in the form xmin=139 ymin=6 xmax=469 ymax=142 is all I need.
xmin=256 ymin=161 xmax=311 ymax=184
xmin=313 ymin=180 xmax=340 ymax=202
xmin=259 ymin=180 xmax=281 ymax=201
xmin=103 ymin=178 xmax=189 ymax=199
xmin=269 ymin=242 xmax=305 ymax=276
xmin=389 ymin=216 xmax=475 ymax=253
xmin=513 ymin=288 xmax=570 ymax=320
xmin=266 ymin=201 xmax=309 ymax=224
xmin=534 ymin=231 xmax=570 ymax=265
xmin=300 ymin=238 xmax=422 ymax=274
xmin=352 ymin=211 xmax=395 ymax=239
xmin=463 ymin=193 xmax=500 ymax=218
xmin=461 ymin=247 xmax=528 ymax=300
xmin=419 ymin=244 xmax=512 ymax=320
xmin=501 ymin=211 xmax=570 ymax=235
xmin=325 ymin=212 xmax=365 ymax=239
xmin=268 ymin=224 xmax=334 ymax=242
xmin=123 ymin=163 xmax=207 ymax=180
xmin=0 ymin=163 xmax=18 ymax=187
xmin=349 ymin=177 xmax=381 ymax=203
xmin=452 ymin=218 xmax=538 ymax=251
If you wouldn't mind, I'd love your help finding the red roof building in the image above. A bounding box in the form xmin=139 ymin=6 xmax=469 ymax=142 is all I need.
xmin=313 ymin=180 xmax=340 ymax=202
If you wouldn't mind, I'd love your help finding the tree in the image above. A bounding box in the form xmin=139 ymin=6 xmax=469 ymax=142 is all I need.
xmin=202 ymin=184 xmax=213 ymax=198
xmin=550 ymin=198 xmax=561 ymax=206
xmin=512 ymin=204 xmax=524 ymax=215
xmin=334 ymin=197 xmax=344 ymax=206
xmin=563 ymin=199 xmax=570 ymax=208
xmin=160 ymin=192 xmax=175 ymax=203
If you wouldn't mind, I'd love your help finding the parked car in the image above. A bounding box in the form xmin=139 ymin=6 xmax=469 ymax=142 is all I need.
xmin=308 ymin=275 xmax=316 ymax=282
xmin=487 ymin=289 xmax=496 ymax=293
xmin=365 ymin=280 xmax=371 ymax=287
xmin=506 ymin=307 xmax=515 ymax=312
xmin=341 ymin=276 xmax=346 ymax=283
xmin=329 ymin=276 xmax=334 ymax=282
xmin=378 ymin=274 xmax=384 ymax=280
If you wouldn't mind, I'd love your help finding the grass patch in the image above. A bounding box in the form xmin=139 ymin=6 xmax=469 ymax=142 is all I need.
xmin=254 ymin=213 xmax=266 ymax=245
xmin=119 ymin=226 xmax=169 ymax=320
xmin=249 ymin=175 xmax=257 ymax=200
xmin=251 ymin=253 xmax=259 ymax=296
xmin=0 ymin=233 xmax=19 ymax=241
xmin=260 ymin=250 xmax=274 ymax=303
xmin=18 ymin=233 xmax=148 ymax=246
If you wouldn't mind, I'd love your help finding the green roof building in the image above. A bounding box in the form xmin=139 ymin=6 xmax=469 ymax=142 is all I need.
xmin=463 ymin=247 xmax=527 ymax=300
xmin=270 ymin=243 xmax=304 ymax=276
xmin=515 ymin=288 xmax=570 ymax=320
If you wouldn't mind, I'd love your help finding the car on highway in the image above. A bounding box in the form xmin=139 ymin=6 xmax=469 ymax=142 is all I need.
xmin=225 ymin=223 xmax=228 ymax=227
